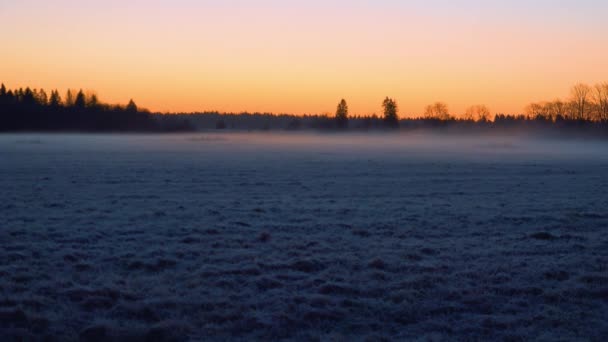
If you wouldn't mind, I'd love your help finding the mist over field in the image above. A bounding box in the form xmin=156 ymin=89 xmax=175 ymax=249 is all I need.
xmin=1 ymin=132 xmax=607 ymax=340
xmin=6 ymin=132 xmax=608 ymax=161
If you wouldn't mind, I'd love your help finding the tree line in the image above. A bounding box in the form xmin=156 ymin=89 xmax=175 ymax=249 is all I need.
xmin=524 ymin=83 xmax=608 ymax=122
xmin=0 ymin=84 xmax=192 ymax=132
xmin=1 ymin=82 xmax=607 ymax=134
xmin=333 ymin=97 xmax=399 ymax=129
xmin=320 ymin=82 xmax=608 ymax=133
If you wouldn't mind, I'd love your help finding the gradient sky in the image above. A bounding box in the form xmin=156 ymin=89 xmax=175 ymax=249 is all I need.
xmin=1 ymin=0 xmax=607 ymax=116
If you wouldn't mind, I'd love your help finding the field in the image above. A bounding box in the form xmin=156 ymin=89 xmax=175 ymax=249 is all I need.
xmin=1 ymin=132 xmax=607 ymax=341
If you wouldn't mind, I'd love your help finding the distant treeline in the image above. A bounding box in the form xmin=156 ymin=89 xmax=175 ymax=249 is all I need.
xmin=0 ymin=84 xmax=193 ymax=132
xmin=2 ymin=82 xmax=608 ymax=135
xmin=170 ymin=111 xmax=608 ymax=136
xmin=174 ymin=82 xmax=608 ymax=136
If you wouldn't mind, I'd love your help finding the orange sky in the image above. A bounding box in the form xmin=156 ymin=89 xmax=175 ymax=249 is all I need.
xmin=1 ymin=1 xmax=607 ymax=116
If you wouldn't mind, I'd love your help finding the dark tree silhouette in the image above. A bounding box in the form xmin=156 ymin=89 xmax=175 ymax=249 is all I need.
xmin=464 ymin=105 xmax=490 ymax=121
xmin=74 ymin=90 xmax=86 ymax=109
xmin=335 ymin=99 xmax=349 ymax=129
xmin=23 ymin=88 xmax=36 ymax=106
xmin=572 ymin=83 xmax=591 ymax=120
xmin=382 ymin=97 xmax=399 ymax=128
xmin=126 ymin=99 xmax=138 ymax=113
xmin=87 ymin=93 xmax=99 ymax=108
xmin=425 ymin=102 xmax=450 ymax=120
xmin=0 ymin=83 xmax=194 ymax=132
xmin=1 ymin=81 xmax=607 ymax=134
xmin=593 ymin=82 xmax=608 ymax=121
xmin=37 ymin=89 xmax=48 ymax=106
xmin=49 ymin=90 xmax=62 ymax=107
xmin=65 ymin=89 xmax=75 ymax=107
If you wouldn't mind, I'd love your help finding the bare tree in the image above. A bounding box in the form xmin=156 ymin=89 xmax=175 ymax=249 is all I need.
xmin=463 ymin=109 xmax=474 ymax=121
xmin=464 ymin=105 xmax=491 ymax=122
xmin=571 ymin=83 xmax=591 ymax=120
xmin=548 ymin=100 xmax=566 ymax=120
xmin=526 ymin=102 xmax=558 ymax=121
xmin=525 ymin=103 xmax=543 ymax=118
xmin=565 ymin=101 xmax=578 ymax=120
xmin=593 ymin=82 xmax=608 ymax=121
xmin=424 ymin=102 xmax=450 ymax=120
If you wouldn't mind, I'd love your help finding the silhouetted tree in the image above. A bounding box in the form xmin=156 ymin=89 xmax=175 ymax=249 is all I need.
xmin=335 ymin=99 xmax=349 ymax=129
xmin=424 ymin=102 xmax=450 ymax=120
xmin=21 ymin=88 xmax=35 ymax=106
xmin=0 ymin=83 xmax=191 ymax=132
xmin=572 ymin=83 xmax=591 ymax=120
xmin=464 ymin=105 xmax=491 ymax=122
xmin=547 ymin=100 xmax=566 ymax=121
xmin=87 ymin=93 xmax=99 ymax=108
xmin=0 ymin=84 xmax=7 ymax=119
xmin=126 ymin=99 xmax=138 ymax=113
xmin=382 ymin=97 xmax=399 ymax=128
xmin=593 ymin=82 xmax=608 ymax=121
xmin=74 ymin=90 xmax=86 ymax=109
xmin=37 ymin=89 xmax=49 ymax=106
xmin=49 ymin=90 xmax=62 ymax=107
xmin=525 ymin=103 xmax=544 ymax=119
xmin=65 ymin=89 xmax=75 ymax=107
xmin=3 ymin=80 xmax=608 ymax=134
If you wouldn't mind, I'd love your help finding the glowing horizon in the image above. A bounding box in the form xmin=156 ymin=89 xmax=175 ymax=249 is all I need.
xmin=1 ymin=0 xmax=607 ymax=116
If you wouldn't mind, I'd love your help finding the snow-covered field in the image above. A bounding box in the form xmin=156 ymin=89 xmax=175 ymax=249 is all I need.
xmin=1 ymin=132 xmax=607 ymax=341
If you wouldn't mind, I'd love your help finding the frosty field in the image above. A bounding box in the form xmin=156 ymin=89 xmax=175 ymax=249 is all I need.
xmin=1 ymin=132 xmax=607 ymax=341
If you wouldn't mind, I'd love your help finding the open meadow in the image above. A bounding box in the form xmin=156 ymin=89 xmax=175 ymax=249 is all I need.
xmin=1 ymin=132 xmax=607 ymax=340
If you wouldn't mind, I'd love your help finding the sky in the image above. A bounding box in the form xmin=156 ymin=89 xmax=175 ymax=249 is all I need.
xmin=1 ymin=0 xmax=607 ymax=116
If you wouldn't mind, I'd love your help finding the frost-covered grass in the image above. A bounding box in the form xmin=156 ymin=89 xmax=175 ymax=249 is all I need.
xmin=0 ymin=132 xmax=607 ymax=341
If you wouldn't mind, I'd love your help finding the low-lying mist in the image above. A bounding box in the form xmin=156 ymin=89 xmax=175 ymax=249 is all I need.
xmin=2 ymin=131 xmax=608 ymax=163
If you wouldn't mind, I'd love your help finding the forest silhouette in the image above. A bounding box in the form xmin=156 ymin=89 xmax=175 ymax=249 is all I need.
xmin=0 ymin=85 xmax=191 ymax=132
xmin=1 ymin=82 xmax=607 ymax=135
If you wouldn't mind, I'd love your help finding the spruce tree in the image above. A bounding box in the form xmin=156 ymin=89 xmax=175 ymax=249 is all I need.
xmin=74 ymin=90 xmax=86 ymax=109
xmin=126 ymin=99 xmax=138 ymax=113
xmin=382 ymin=97 xmax=399 ymax=128
xmin=335 ymin=99 xmax=349 ymax=129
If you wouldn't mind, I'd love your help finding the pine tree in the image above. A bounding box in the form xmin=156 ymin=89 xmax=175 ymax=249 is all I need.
xmin=65 ymin=89 xmax=74 ymax=107
xmin=0 ymin=84 xmax=6 ymax=106
xmin=335 ymin=99 xmax=349 ymax=129
xmin=38 ymin=89 xmax=49 ymax=106
xmin=87 ymin=93 xmax=99 ymax=108
xmin=23 ymin=87 xmax=36 ymax=105
xmin=74 ymin=90 xmax=86 ymax=109
xmin=49 ymin=90 xmax=62 ymax=107
xmin=126 ymin=99 xmax=138 ymax=113
xmin=382 ymin=97 xmax=399 ymax=128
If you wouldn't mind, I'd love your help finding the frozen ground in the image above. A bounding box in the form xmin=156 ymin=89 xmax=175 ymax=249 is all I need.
xmin=0 ymin=132 xmax=607 ymax=341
